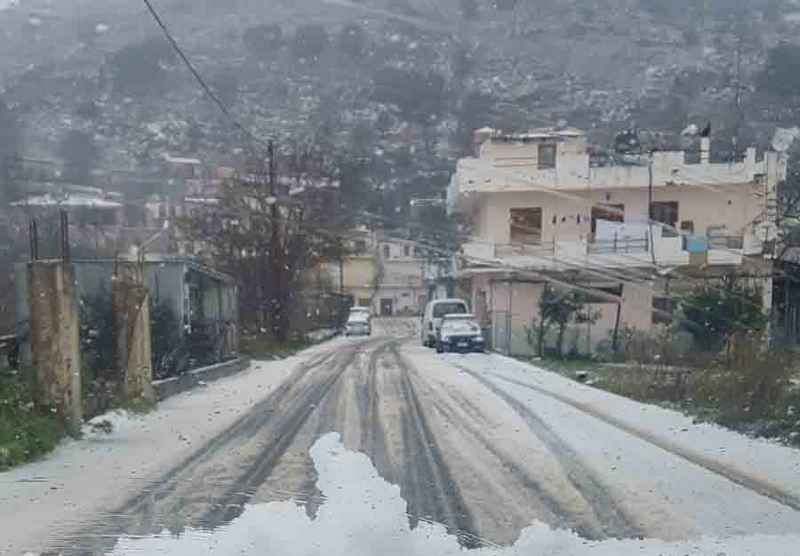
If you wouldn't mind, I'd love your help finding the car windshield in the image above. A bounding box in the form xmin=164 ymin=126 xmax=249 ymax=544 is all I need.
xmin=3 ymin=1 xmax=799 ymax=555
xmin=442 ymin=320 xmax=479 ymax=334
xmin=433 ymin=303 xmax=467 ymax=318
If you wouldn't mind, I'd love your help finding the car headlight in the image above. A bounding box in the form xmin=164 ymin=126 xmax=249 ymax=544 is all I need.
xmin=441 ymin=335 xmax=451 ymax=342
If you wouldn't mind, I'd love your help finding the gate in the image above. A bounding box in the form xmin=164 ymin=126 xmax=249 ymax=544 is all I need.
xmin=492 ymin=310 xmax=512 ymax=355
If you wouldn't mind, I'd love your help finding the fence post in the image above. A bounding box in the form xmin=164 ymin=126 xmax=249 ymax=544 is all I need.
xmin=27 ymin=261 xmax=82 ymax=434
xmin=113 ymin=262 xmax=155 ymax=403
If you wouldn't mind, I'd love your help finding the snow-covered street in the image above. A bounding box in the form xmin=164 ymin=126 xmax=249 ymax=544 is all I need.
xmin=3 ymin=321 xmax=800 ymax=555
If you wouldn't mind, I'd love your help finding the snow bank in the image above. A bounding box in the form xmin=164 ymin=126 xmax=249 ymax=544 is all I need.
xmin=109 ymin=433 xmax=800 ymax=556
xmin=0 ymin=339 xmax=348 ymax=555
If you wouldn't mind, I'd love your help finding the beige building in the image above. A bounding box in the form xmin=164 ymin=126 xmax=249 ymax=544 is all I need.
xmin=448 ymin=127 xmax=785 ymax=355
xmin=320 ymin=230 xmax=431 ymax=316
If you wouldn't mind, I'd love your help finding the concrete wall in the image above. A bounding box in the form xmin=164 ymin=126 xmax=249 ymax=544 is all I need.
xmin=471 ymin=184 xmax=764 ymax=247
xmin=457 ymin=134 xmax=782 ymax=196
xmin=471 ymin=273 xmax=657 ymax=356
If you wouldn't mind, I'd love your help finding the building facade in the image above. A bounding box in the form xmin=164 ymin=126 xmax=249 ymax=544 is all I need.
xmin=448 ymin=127 xmax=785 ymax=356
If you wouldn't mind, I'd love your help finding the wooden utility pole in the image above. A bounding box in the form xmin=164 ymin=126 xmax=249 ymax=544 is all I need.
xmin=267 ymin=140 xmax=287 ymax=342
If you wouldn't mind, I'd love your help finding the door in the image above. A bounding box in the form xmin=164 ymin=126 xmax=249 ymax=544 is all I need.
xmin=380 ymin=298 xmax=394 ymax=316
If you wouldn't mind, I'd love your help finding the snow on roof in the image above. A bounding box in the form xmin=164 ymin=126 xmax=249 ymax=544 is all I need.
xmin=11 ymin=193 xmax=123 ymax=209
xmin=163 ymin=154 xmax=203 ymax=165
xmin=184 ymin=196 xmax=221 ymax=205
xmin=480 ymin=127 xmax=586 ymax=142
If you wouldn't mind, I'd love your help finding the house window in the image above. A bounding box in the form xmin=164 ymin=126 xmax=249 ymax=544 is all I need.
xmin=510 ymin=207 xmax=542 ymax=245
xmin=169 ymin=205 xmax=177 ymax=218
xmin=680 ymin=220 xmax=694 ymax=234
xmin=590 ymin=204 xmax=625 ymax=238
xmin=404 ymin=245 xmax=410 ymax=257
xmin=652 ymin=296 xmax=675 ymax=325
xmin=650 ymin=201 xmax=679 ymax=237
xmin=354 ymin=240 xmax=367 ymax=253
xmin=383 ymin=245 xmax=391 ymax=259
xmin=538 ymin=144 xmax=557 ymax=169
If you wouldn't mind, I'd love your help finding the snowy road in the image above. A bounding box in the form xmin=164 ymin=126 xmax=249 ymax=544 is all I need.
xmin=5 ymin=319 xmax=800 ymax=554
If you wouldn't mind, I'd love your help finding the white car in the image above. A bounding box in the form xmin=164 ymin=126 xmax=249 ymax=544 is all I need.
xmin=349 ymin=306 xmax=371 ymax=321
xmin=436 ymin=314 xmax=485 ymax=353
xmin=345 ymin=314 xmax=371 ymax=336
xmin=421 ymin=298 xmax=469 ymax=347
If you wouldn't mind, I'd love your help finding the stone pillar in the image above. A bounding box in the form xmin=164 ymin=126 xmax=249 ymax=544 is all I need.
xmin=27 ymin=261 xmax=82 ymax=433
xmin=112 ymin=263 xmax=154 ymax=403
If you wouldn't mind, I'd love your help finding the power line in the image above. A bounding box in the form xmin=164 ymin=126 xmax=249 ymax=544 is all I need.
xmin=140 ymin=0 xmax=270 ymax=150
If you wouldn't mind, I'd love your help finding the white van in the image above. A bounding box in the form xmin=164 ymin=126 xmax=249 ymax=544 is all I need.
xmin=421 ymin=298 xmax=469 ymax=347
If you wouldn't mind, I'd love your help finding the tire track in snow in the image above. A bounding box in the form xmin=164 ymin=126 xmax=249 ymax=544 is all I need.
xmin=481 ymin=368 xmax=800 ymax=514
xmin=387 ymin=344 xmax=483 ymax=548
xmin=454 ymin=365 xmax=643 ymax=539
xmin=57 ymin=346 xmax=360 ymax=555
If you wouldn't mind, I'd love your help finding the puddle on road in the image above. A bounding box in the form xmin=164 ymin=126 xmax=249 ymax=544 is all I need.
xmin=107 ymin=433 xmax=800 ymax=556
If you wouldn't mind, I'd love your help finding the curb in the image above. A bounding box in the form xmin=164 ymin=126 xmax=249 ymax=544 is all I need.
xmin=152 ymin=357 xmax=251 ymax=401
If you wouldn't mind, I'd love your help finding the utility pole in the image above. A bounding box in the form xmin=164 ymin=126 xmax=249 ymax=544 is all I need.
xmin=267 ymin=140 xmax=285 ymax=342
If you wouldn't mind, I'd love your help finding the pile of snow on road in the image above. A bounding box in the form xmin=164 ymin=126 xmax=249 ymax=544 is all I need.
xmin=110 ymin=433 xmax=800 ymax=556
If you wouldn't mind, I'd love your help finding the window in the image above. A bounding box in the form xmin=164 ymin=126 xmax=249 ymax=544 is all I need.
xmin=653 ymin=296 xmax=675 ymax=325
xmin=538 ymin=144 xmax=556 ymax=169
xmin=169 ymin=205 xmax=177 ymax=218
xmin=404 ymin=245 xmax=410 ymax=257
xmin=354 ymin=240 xmax=367 ymax=253
xmin=383 ymin=245 xmax=391 ymax=259
xmin=650 ymin=201 xmax=679 ymax=237
xmin=433 ymin=302 xmax=468 ymax=318
xmin=591 ymin=204 xmax=624 ymax=237
xmin=680 ymin=220 xmax=694 ymax=234
xmin=510 ymin=208 xmax=542 ymax=245
xmin=158 ymin=204 xmax=166 ymax=218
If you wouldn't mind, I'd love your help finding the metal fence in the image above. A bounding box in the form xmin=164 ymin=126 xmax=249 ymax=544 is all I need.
xmin=588 ymin=235 xmax=649 ymax=254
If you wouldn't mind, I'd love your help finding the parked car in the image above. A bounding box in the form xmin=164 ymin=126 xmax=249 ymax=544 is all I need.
xmin=345 ymin=314 xmax=371 ymax=336
xmin=349 ymin=306 xmax=371 ymax=321
xmin=421 ymin=298 xmax=469 ymax=347
xmin=436 ymin=314 xmax=485 ymax=353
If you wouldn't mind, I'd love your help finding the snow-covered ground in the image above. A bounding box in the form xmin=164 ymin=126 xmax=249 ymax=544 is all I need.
xmin=5 ymin=335 xmax=800 ymax=555
xmin=0 ymin=338 xmax=348 ymax=555
xmin=448 ymin=352 xmax=800 ymax=504
xmin=110 ymin=433 xmax=800 ymax=556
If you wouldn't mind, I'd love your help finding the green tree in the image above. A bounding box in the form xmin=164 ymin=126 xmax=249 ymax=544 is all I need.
xmin=290 ymin=24 xmax=329 ymax=61
xmin=108 ymin=38 xmax=175 ymax=97
xmin=680 ymin=274 xmax=766 ymax=352
xmin=534 ymin=284 xmax=598 ymax=359
xmin=59 ymin=130 xmax=98 ymax=184
xmin=372 ymin=67 xmax=446 ymax=124
xmin=758 ymin=42 xmax=800 ymax=98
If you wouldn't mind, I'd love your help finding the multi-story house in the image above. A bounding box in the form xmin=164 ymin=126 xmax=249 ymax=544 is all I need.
xmin=319 ymin=229 xmax=433 ymax=316
xmin=448 ymin=127 xmax=786 ymax=355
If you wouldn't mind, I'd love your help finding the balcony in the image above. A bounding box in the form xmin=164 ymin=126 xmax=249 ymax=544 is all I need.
xmin=461 ymin=233 xmax=753 ymax=273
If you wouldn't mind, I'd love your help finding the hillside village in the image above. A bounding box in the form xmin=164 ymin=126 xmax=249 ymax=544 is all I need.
xmin=5 ymin=2 xmax=800 ymax=553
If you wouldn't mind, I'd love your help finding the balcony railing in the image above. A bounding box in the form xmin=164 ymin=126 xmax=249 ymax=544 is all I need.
xmin=587 ymin=235 xmax=649 ymax=255
xmin=707 ymin=235 xmax=744 ymax=250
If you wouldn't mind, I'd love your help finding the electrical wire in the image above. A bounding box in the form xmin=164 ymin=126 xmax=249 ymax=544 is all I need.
xmin=141 ymin=0 xmax=271 ymax=149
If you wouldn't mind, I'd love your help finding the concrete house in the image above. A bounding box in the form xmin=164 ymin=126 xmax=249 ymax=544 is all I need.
xmin=448 ymin=127 xmax=786 ymax=356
